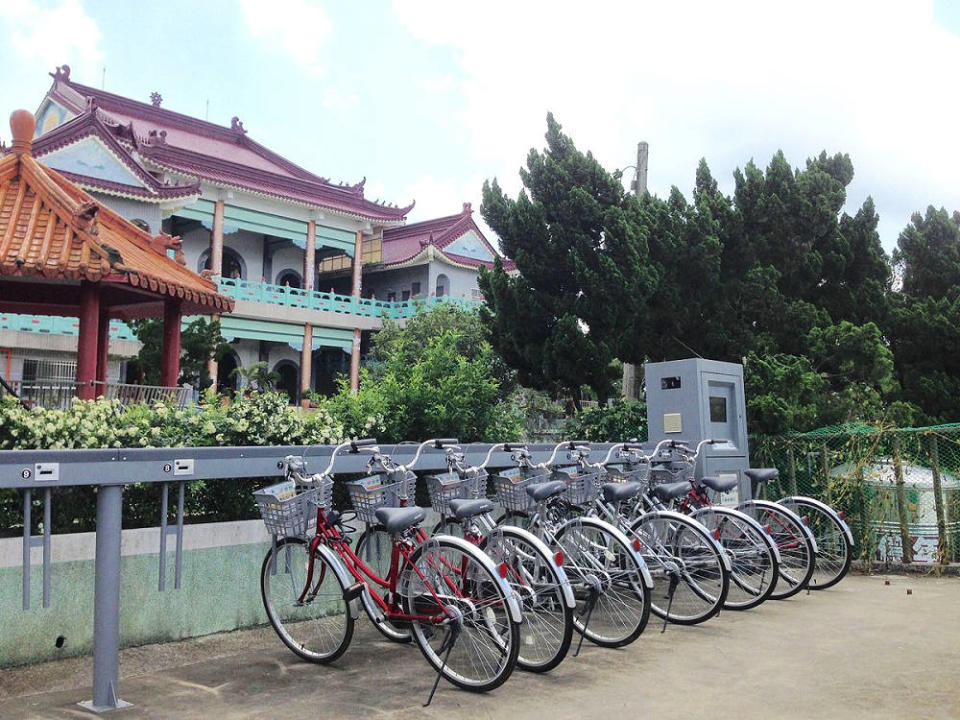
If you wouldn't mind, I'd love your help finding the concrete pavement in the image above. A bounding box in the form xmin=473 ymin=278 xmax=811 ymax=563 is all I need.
xmin=1 ymin=573 xmax=957 ymax=719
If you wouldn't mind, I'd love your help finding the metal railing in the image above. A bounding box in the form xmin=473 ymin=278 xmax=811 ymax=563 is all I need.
xmin=216 ymin=277 xmax=483 ymax=320
xmin=6 ymin=380 xmax=191 ymax=409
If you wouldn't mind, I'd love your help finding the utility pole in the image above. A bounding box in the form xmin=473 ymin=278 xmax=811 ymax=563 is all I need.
xmin=621 ymin=141 xmax=648 ymax=401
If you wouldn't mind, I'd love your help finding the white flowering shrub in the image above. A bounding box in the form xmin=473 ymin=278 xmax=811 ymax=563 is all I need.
xmin=0 ymin=392 xmax=344 ymax=450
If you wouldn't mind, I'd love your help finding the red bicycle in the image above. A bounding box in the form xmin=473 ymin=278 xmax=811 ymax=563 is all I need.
xmin=256 ymin=439 xmax=522 ymax=701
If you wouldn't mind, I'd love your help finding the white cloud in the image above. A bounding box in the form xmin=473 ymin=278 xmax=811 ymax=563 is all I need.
xmin=238 ymin=0 xmax=332 ymax=74
xmin=392 ymin=0 xmax=960 ymax=249
xmin=321 ymin=88 xmax=359 ymax=109
xmin=0 ymin=0 xmax=103 ymax=80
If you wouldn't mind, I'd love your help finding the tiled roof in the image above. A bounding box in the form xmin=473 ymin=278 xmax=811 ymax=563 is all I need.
xmin=382 ymin=203 xmax=515 ymax=270
xmin=44 ymin=66 xmax=412 ymax=223
xmin=31 ymin=109 xmax=201 ymax=203
xmin=0 ymin=118 xmax=232 ymax=315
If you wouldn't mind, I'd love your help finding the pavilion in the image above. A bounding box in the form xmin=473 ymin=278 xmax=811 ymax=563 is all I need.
xmin=0 ymin=110 xmax=232 ymax=400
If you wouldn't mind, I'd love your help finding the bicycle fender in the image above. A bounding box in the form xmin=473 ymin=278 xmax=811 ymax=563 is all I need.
xmin=487 ymin=525 xmax=577 ymax=610
xmin=559 ymin=516 xmax=655 ymax=590
xmin=688 ymin=506 xmax=783 ymax=565
xmin=737 ymin=500 xmax=819 ymax=555
xmin=778 ymin=496 xmax=855 ymax=547
xmin=636 ymin=509 xmax=734 ymax=574
xmin=429 ymin=533 xmax=524 ymax=625
xmin=312 ymin=542 xmax=361 ymax=619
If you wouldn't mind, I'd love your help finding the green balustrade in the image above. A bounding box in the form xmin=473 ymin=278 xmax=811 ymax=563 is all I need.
xmin=0 ymin=313 xmax=137 ymax=341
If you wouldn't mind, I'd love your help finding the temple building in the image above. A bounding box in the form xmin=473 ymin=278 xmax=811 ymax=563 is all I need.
xmin=1 ymin=65 xmax=512 ymax=405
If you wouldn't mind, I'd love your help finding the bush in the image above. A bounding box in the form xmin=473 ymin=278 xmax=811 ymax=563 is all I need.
xmin=563 ymin=400 xmax=647 ymax=442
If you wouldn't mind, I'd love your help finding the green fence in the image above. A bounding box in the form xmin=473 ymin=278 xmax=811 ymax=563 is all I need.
xmin=750 ymin=423 xmax=960 ymax=568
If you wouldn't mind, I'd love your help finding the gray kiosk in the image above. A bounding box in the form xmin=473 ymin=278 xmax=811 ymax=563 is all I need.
xmin=644 ymin=358 xmax=751 ymax=502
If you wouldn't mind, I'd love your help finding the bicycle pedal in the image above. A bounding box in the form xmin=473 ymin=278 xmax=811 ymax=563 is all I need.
xmin=343 ymin=583 xmax=365 ymax=602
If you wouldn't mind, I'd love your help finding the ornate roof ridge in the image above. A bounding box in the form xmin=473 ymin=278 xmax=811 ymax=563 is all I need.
xmin=32 ymin=109 xmax=201 ymax=198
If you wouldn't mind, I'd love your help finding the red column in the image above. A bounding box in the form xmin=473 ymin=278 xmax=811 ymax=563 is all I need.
xmin=161 ymin=298 xmax=182 ymax=388
xmin=76 ymin=281 xmax=101 ymax=401
xmin=95 ymin=311 xmax=110 ymax=397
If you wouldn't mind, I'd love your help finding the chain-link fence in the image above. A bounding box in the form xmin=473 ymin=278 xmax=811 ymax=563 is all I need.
xmin=750 ymin=423 xmax=960 ymax=569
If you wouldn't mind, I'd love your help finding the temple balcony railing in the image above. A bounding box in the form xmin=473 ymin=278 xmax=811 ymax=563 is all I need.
xmin=5 ymin=380 xmax=192 ymax=409
xmin=215 ymin=277 xmax=483 ymax=321
xmin=0 ymin=313 xmax=138 ymax=341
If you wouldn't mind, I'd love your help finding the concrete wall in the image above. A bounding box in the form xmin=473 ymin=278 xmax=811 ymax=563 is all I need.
xmin=270 ymin=244 xmax=305 ymax=286
xmin=89 ymin=193 xmax=162 ymax=234
xmin=428 ymin=263 xmax=481 ymax=300
xmin=181 ymin=228 xmax=265 ymax=282
xmin=363 ymin=265 xmax=429 ymax=301
xmin=0 ymin=520 xmax=273 ymax=668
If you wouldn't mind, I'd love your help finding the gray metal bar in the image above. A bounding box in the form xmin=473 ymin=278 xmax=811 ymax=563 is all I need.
xmin=79 ymin=484 xmax=130 ymax=713
xmin=22 ymin=488 xmax=30 ymax=611
xmin=43 ymin=487 xmax=51 ymax=609
xmin=159 ymin=482 xmax=168 ymax=592
xmin=0 ymin=443 xmax=632 ymax=489
xmin=174 ymin=482 xmax=185 ymax=590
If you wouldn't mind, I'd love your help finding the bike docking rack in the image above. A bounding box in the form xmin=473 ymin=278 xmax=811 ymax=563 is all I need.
xmin=0 ymin=442 xmax=630 ymax=713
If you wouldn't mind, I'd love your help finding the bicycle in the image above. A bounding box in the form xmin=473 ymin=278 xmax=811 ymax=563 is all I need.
xmin=606 ymin=439 xmax=780 ymax=611
xmin=494 ymin=442 xmax=653 ymax=650
xmin=745 ymin=467 xmax=854 ymax=590
xmin=650 ymin=440 xmax=819 ymax=600
xmin=554 ymin=441 xmax=732 ymax=626
xmin=425 ymin=443 xmax=576 ymax=672
xmin=254 ymin=439 xmax=522 ymax=702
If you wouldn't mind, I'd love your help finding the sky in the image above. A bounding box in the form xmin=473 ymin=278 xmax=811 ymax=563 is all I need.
xmin=1 ymin=0 xmax=958 ymax=252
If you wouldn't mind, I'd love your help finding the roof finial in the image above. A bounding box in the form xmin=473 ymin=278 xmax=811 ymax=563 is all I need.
xmin=230 ymin=116 xmax=247 ymax=134
xmin=150 ymin=92 xmax=163 ymax=108
xmin=462 ymin=202 xmax=472 ymax=215
xmin=49 ymin=64 xmax=71 ymax=82
xmin=9 ymin=110 xmax=35 ymax=157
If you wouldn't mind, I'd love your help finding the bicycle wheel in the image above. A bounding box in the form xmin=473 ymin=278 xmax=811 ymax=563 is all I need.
xmin=399 ymin=536 xmax=520 ymax=692
xmin=778 ymin=497 xmax=852 ymax=590
xmin=553 ymin=517 xmax=651 ymax=648
xmin=689 ymin=507 xmax=778 ymax=610
xmin=738 ymin=500 xmax=816 ymax=600
xmin=628 ymin=511 xmax=729 ymax=625
xmin=260 ymin=537 xmax=354 ymax=663
xmin=482 ymin=526 xmax=574 ymax=672
xmin=355 ymin=525 xmax=412 ymax=643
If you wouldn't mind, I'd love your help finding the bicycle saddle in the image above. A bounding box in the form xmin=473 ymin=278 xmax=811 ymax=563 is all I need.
xmin=375 ymin=506 xmax=426 ymax=533
xmin=650 ymin=481 xmax=691 ymax=502
xmin=743 ymin=468 xmax=779 ymax=484
xmin=601 ymin=481 xmax=643 ymax=503
xmin=448 ymin=498 xmax=495 ymax=520
xmin=526 ymin=480 xmax=568 ymax=502
xmin=700 ymin=476 xmax=738 ymax=492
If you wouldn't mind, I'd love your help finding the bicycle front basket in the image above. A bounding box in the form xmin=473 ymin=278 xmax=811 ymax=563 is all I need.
xmin=553 ymin=466 xmax=601 ymax=506
xmin=253 ymin=478 xmax=327 ymax=538
xmin=425 ymin=471 xmax=484 ymax=515
xmin=492 ymin=467 xmax=549 ymax=513
xmin=346 ymin=471 xmax=417 ymax=525
xmin=604 ymin=463 xmax=650 ymax=487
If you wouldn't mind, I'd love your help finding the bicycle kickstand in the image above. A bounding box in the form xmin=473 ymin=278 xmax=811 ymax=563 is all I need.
xmin=573 ymin=573 xmax=602 ymax=657
xmin=661 ymin=573 xmax=680 ymax=634
xmin=423 ymin=611 xmax=464 ymax=707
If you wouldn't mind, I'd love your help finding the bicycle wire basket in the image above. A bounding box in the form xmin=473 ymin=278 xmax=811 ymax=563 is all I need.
xmin=253 ymin=476 xmax=332 ymax=538
xmin=553 ymin=466 xmax=602 ymax=506
xmin=425 ymin=470 xmax=485 ymax=515
xmin=346 ymin=471 xmax=417 ymax=524
xmin=492 ymin=467 xmax=550 ymax=513
xmin=603 ymin=463 xmax=651 ymax=487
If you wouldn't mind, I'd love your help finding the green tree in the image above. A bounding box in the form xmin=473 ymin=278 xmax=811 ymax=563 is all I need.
xmin=131 ymin=317 xmax=229 ymax=389
xmin=479 ymin=114 xmax=658 ymax=406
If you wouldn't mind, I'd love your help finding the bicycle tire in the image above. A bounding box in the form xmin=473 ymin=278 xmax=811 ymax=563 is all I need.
xmin=354 ymin=525 xmax=413 ymax=643
xmin=482 ymin=525 xmax=574 ymax=673
xmin=400 ymin=535 xmax=520 ymax=692
xmin=553 ymin=516 xmax=651 ymax=648
xmin=777 ymin=497 xmax=853 ymax=590
xmin=737 ymin=500 xmax=816 ymax=600
xmin=688 ymin=506 xmax=779 ymax=610
xmin=260 ymin=537 xmax=354 ymax=663
xmin=628 ymin=510 xmax=729 ymax=625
